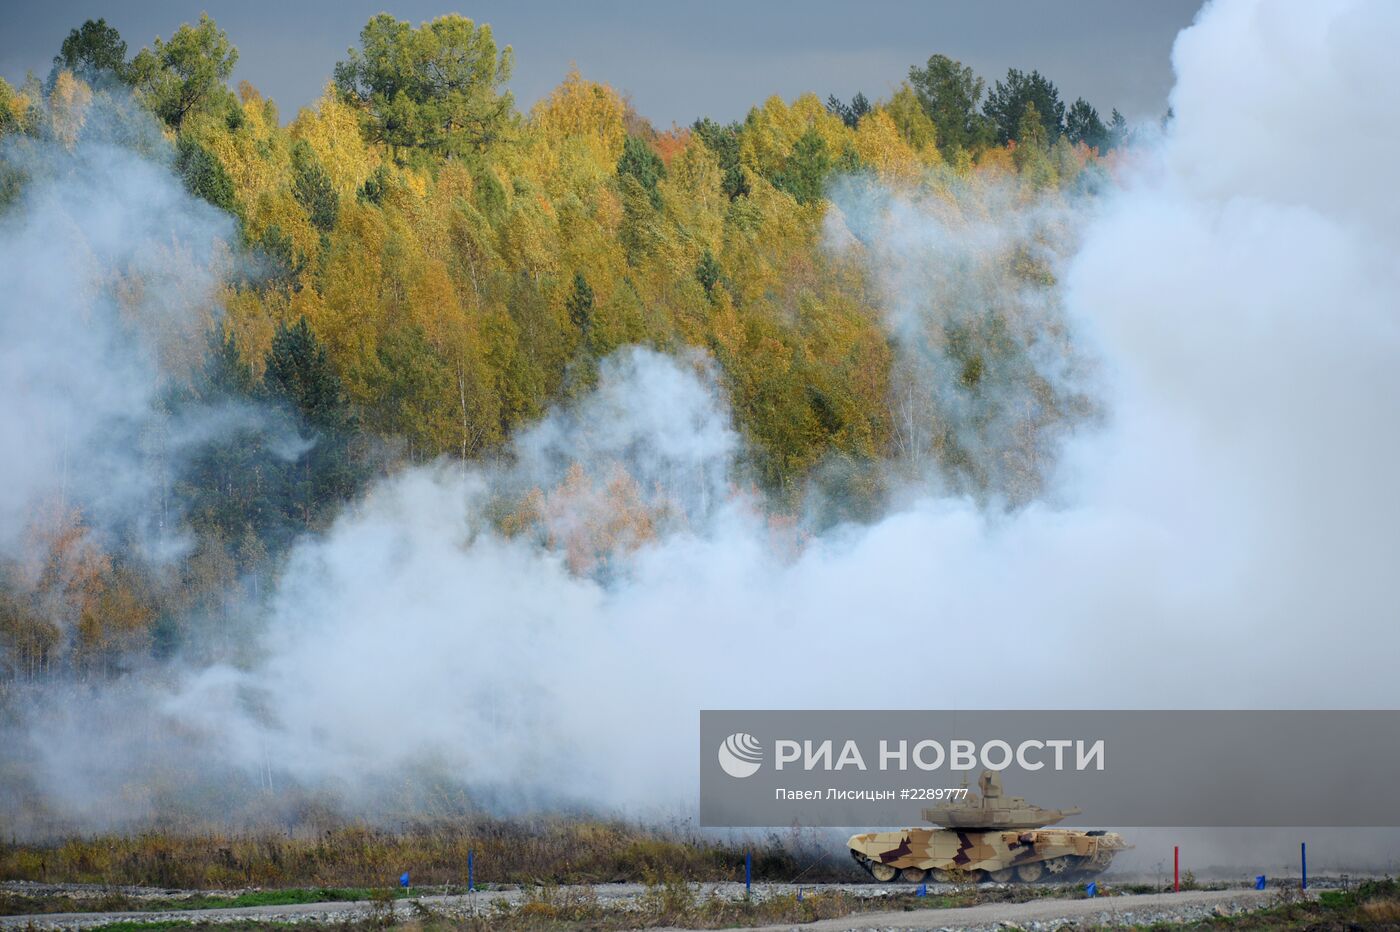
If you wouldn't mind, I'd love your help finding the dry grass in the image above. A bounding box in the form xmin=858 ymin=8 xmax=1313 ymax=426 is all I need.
xmin=1361 ymin=897 xmax=1400 ymax=922
xmin=0 ymin=819 xmax=852 ymax=890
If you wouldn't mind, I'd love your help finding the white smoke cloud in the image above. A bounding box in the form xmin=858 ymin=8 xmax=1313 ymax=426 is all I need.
xmin=824 ymin=173 xmax=1093 ymax=502
xmin=192 ymin=0 xmax=1396 ymax=793
xmin=0 ymin=103 xmax=234 ymax=559
xmin=4 ymin=0 xmax=1399 ymax=867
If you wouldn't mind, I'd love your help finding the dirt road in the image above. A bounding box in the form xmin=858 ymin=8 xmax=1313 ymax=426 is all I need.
xmin=0 ymin=882 xmax=1284 ymax=930
xmin=736 ymin=886 xmax=1281 ymax=930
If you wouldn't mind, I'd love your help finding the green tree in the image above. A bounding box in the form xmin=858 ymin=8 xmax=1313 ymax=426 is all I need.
xmin=1065 ymin=97 xmax=1108 ymax=151
xmin=367 ymin=324 xmax=454 ymax=457
xmin=251 ymin=224 xmax=304 ymax=293
xmin=54 ymin=19 xmax=128 ymax=82
xmin=691 ymin=117 xmax=748 ymax=199
xmin=1011 ymin=101 xmax=1056 ymax=188
xmin=178 ymin=329 xmax=287 ymax=548
xmin=128 ymin=14 xmax=238 ymax=130
xmin=176 ymin=136 xmax=238 ymax=217
xmin=198 ymin=328 xmax=255 ymax=399
xmin=264 ymin=318 xmax=362 ymax=527
xmin=825 ymin=92 xmax=870 ymax=129
xmin=291 ymin=140 xmax=339 ymax=234
xmin=772 ymin=128 xmax=831 ymax=206
xmin=265 ymin=318 xmax=350 ymax=432
xmin=695 ymin=250 xmax=721 ymax=298
xmin=356 ymin=165 xmax=393 ymax=206
xmin=907 ymin=54 xmax=991 ymax=154
xmin=983 ymin=68 xmax=1064 ymax=145
xmin=617 ymin=134 xmax=665 ymax=208
xmin=1106 ymin=108 xmax=1128 ymax=150
xmin=333 ymin=13 xmax=514 ymax=157
xmin=566 ymin=272 xmax=595 ymax=336
xmin=883 ymin=83 xmax=938 ymax=151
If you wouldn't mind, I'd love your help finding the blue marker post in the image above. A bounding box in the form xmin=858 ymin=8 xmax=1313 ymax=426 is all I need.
xmin=1301 ymin=842 xmax=1307 ymax=890
xmin=468 ymin=850 xmax=475 ymax=892
xmin=745 ymin=851 xmax=752 ymax=895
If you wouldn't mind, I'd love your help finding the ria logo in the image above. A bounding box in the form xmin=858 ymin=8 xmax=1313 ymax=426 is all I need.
xmin=718 ymin=732 xmax=763 ymax=778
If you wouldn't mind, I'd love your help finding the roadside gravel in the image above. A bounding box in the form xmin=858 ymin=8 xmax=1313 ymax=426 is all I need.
xmin=0 ymin=881 xmax=1288 ymax=930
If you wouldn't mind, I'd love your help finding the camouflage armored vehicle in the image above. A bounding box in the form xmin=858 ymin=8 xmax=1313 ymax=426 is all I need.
xmin=848 ymin=770 xmax=1130 ymax=883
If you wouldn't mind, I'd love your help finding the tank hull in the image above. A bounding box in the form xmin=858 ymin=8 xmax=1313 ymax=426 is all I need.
xmin=848 ymin=826 xmax=1129 ymax=884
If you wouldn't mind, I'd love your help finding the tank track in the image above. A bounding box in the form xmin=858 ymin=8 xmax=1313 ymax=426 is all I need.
xmin=851 ymin=849 xmax=1116 ymax=885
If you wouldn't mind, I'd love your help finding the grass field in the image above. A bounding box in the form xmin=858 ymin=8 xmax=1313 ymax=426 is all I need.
xmin=1148 ymin=878 xmax=1400 ymax=930
xmin=0 ymin=819 xmax=847 ymax=890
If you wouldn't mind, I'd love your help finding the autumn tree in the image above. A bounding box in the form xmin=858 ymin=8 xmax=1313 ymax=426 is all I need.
xmin=0 ymin=78 xmax=26 ymax=139
xmin=0 ymin=15 xmax=1116 ymax=679
xmin=47 ymin=71 xmax=93 ymax=148
xmin=851 ymin=108 xmax=931 ymax=183
xmin=333 ymin=13 xmax=515 ymax=158
xmin=882 ymin=83 xmax=939 ymax=153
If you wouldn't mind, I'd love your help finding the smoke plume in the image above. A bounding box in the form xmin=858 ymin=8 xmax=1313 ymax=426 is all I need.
xmin=2 ymin=0 xmax=1398 ymax=870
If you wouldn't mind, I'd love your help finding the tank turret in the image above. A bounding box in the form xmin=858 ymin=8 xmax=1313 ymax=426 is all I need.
xmin=921 ymin=769 xmax=1083 ymax=829
xmin=847 ymin=770 xmax=1130 ymax=885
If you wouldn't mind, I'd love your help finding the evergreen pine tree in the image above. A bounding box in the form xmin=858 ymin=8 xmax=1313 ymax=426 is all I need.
xmin=695 ymin=250 xmax=721 ymax=298
xmin=264 ymin=317 xmax=361 ymax=528
xmin=567 ymin=272 xmax=595 ymax=335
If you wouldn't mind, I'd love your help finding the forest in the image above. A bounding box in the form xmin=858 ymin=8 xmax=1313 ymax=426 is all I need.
xmin=0 ymin=13 xmax=1126 ymax=684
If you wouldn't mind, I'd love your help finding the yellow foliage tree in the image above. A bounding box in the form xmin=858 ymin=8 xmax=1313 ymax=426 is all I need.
xmin=739 ymin=92 xmax=849 ymax=180
xmin=291 ymin=86 xmax=381 ymax=199
xmin=47 ymin=71 xmax=92 ymax=148
xmin=852 ymin=108 xmax=934 ymax=186
xmin=530 ymin=70 xmax=626 ymax=167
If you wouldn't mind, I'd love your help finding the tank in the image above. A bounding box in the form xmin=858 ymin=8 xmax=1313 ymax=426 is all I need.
xmin=847 ymin=769 xmax=1130 ymax=884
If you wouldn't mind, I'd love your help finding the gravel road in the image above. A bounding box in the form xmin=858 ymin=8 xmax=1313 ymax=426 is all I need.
xmin=735 ymin=886 xmax=1282 ymax=930
xmin=0 ymin=881 xmax=1288 ymax=930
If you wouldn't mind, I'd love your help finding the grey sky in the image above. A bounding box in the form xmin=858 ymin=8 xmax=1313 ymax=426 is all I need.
xmin=1 ymin=0 xmax=1204 ymax=127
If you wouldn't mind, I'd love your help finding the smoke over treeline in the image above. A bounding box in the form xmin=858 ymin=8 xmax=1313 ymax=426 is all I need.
xmin=1 ymin=0 xmax=1398 ymax=860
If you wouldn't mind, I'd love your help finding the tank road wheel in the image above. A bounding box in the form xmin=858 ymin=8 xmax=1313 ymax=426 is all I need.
xmin=987 ymin=868 xmax=1014 ymax=884
xmin=900 ymin=867 xmax=928 ymax=883
xmin=870 ymin=862 xmax=899 ymax=882
xmin=1044 ymin=856 xmax=1075 ymax=877
xmin=930 ymin=869 xmax=954 ymax=883
xmin=1015 ymin=861 xmax=1045 ymax=883
xmin=1078 ymin=850 xmax=1116 ymax=876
